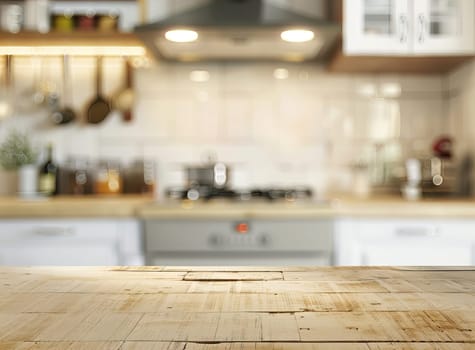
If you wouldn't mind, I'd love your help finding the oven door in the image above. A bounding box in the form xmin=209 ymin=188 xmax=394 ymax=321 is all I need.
xmin=144 ymin=219 xmax=333 ymax=266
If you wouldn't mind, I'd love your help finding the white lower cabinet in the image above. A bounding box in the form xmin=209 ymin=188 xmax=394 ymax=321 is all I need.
xmin=335 ymin=218 xmax=475 ymax=266
xmin=0 ymin=219 xmax=144 ymax=266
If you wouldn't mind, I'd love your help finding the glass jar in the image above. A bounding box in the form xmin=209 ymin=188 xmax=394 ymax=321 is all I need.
xmin=75 ymin=10 xmax=96 ymax=31
xmin=0 ymin=4 xmax=23 ymax=34
xmin=58 ymin=158 xmax=92 ymax=195
xmin=123 ymin=159 xmax=155 ymax=195
xmin=52 ymin=10 xmax=74 ymax=32
xmin=97 ymin=11 xmax=119 ymax=32
xmin=71 ymin=158 xmax=91 ymax=195
xmin=94 ymin=160 xmax=123 ymax=195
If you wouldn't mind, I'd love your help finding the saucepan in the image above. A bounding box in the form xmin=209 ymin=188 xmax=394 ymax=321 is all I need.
xmin=186 ymin=161 xmax=230 ymax=189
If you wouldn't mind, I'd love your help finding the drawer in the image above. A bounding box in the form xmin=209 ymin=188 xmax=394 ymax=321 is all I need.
xmin=0 ymin=220 xmax=122 ymax=266
xmin=352 ymin=219 xmax=475 ymax=241
xmin=0 ymin=243 xmax=119 ymax=266
xmin=0 ymin=220 xmax=118 ymax=243
xmin=335 ymin=218 xmax=475 ymax=266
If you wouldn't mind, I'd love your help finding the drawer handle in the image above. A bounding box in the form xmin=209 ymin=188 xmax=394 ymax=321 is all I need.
xmin=32 ymin=227 xmax=75 ymax=237
xmin=394 ymin=227 xmax=438 ymax=237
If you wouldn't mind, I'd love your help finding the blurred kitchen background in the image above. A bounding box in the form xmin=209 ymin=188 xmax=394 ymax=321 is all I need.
xmin=0 ymin=0 xmax=475 ymax=267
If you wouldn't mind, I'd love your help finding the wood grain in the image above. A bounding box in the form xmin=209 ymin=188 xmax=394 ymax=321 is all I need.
xmin=3 ymin=195 xmax=475 ymax=219
xmin=184 ymin=272 xmax=283 ymax=281
xmin=0 ymin=343 xmax=122 ymax=350
xmin=0 ymin=32 xmax=142 ymax=48
xmin=0 ymin=267 xmax=473 ymax=348
xmin=327 ymin=47 xmax=472 ymax=75
xmin=0 ymin=196 xmax=151 ymax=218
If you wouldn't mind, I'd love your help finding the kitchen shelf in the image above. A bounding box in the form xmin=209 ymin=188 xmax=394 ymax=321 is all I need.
xmin=0 ymin=0 xmax=136 ymax=2
xmin=0 ymin=31 xmax=145 ymax=56
xmin=327 ymin=46 xmax=473 ymax=74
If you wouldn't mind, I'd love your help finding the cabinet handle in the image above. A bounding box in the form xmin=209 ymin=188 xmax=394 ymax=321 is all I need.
xmin=394 ymin=227 xmax=439 ymax=237
xmin=32 ymin=227 xmax=75 ymax=237
xmin=399 ymin=14 xmax=408 ymax=43
xmin=418 ymin=14 xmax=426 ymax=43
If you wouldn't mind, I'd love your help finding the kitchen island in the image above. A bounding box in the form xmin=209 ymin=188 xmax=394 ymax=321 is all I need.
xmin=0 ymin=266 xmax=473 ymax=349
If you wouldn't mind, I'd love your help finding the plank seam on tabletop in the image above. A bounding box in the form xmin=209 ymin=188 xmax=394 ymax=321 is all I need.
xmin=1 ymin=340 xmax=474 ymax=344
xmin=121 ymin=313 xmax=146 ymax=346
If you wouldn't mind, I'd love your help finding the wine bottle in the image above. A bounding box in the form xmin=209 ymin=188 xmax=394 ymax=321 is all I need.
xmin=38 ymin=144 xmax=58 ymax=196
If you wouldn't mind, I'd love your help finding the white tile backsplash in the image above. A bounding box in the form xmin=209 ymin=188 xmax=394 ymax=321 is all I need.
xmin=446 ymin=60 xmax=475 ymax=156
xmin=0 ymin=58 xmax=451 ymax=195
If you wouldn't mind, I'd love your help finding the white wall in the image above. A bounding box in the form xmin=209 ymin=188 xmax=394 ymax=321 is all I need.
xmin=0 ymin=57 xmax=448 ymax=197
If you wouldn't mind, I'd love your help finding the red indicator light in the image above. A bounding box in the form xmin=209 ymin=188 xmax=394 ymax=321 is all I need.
xmin=235 ymin=223 xmax=249 ymax=234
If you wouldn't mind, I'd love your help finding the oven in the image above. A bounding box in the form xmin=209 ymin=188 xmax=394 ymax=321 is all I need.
xmin=144 ymin=219 xmax=334 ymax=266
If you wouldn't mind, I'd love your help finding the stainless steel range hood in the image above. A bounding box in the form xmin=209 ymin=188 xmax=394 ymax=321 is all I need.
xmin=135 ymin=0 xmax=340 ymax=62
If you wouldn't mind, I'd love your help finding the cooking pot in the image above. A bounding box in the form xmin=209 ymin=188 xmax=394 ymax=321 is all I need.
xmin=186 ymin=162 xmax=229 ymax=189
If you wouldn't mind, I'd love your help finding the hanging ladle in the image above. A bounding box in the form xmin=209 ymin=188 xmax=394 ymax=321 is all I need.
xmin=50 ymin=55 xmax=76 ymax=125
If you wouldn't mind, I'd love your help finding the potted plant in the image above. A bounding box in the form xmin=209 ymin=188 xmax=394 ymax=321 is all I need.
xmin=0 ymin=131 xmax=38 ymax=196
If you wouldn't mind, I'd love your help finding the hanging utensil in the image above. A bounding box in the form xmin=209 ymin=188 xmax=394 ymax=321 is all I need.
xmin=112 ymin=58 xmax=134 ymax=123
xmin=0 ymin=55 xmax=13 ymax=121
xmin=41 ymin=57 xmax=60 ymax=113
xmin=50 ymin=55 xmax=76 ymax=125
xmin=16 ymin=56 xmax=45 ymax=113
xmin=32 ymin=56 xmax=47 ymax=107
xmin=86 ymin=56 xmax=110 ymax=124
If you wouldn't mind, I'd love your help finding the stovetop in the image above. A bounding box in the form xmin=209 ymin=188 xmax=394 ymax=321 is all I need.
xmin=166 ymin=186 xmax=313 ymax=202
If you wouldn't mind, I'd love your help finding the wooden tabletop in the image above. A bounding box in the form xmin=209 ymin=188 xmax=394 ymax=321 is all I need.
xmin=0 ymin=266 xmax=474 ymax=349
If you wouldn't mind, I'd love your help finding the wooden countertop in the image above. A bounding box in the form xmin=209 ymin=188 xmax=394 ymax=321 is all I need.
xmin=2 ymin=195 xmax=475 ymax=219
xmin=138 ymin=200 xmax=335 ymax=219
xmin=0 ymin=195 xmax=152 ymax=218
xmin=333 ymin=196 xmax=475 ymax=218
xmin=0 ymin=266 xmax=474 ymax=349
xmin=139 ymin=197 xmax=475 ymax=219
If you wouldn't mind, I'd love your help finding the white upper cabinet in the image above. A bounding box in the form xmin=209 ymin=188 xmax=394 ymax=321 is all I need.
xmin=344 ymin=0 xmax=474 ymax=55
xmin=413 ymin=0 xmax=474 ymax=54
xmin=344 ymin=0 xmax=411 ymax=55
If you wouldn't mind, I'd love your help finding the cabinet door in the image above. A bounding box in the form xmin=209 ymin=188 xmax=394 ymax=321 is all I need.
xmin=344 ymin=0 xmax=411 ymax=55
xmin=413 ymin=0 xmax=474 ymax=54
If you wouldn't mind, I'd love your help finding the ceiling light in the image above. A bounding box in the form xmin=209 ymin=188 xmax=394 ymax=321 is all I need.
xmin=281 ymin=29 xmax=315 ymax=43
xmin=165 ymin=29 xmax=198 ymax=43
